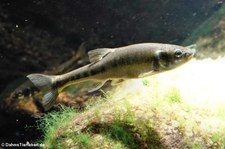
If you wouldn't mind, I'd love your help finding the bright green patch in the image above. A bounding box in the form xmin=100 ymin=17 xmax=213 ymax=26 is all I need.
xmin=142 ymin=79 xmax=150 ymax=86
xmin=77 ymin=133 xmax=93 ymax=148
xmin=167 ymin=88 xmax=182 ymax=103
xmin=38 ymin=106 xmax=77 ymax=148
xmin=191 ymin=142 xmax=203 ymax=149
xmin=121 ymin=100 xmax=135 ymax=124
xmin=106 ymin=124 xmax=137 ymax=149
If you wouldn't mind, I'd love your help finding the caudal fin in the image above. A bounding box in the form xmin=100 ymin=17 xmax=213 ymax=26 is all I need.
xmin=27 ymin=74 xmax=58 ymax=111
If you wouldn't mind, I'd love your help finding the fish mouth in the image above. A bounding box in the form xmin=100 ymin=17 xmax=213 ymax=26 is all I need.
xmin=186 ymin=52 xmax=194 ymax=60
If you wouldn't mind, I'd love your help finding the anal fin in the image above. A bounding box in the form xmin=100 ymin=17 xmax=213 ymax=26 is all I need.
xmin=138 ymin=70 xmax=157 ymax=78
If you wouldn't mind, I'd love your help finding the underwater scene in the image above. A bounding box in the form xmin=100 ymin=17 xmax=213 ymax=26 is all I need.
xmin=0 ymin=0 xmax=225 ymax=148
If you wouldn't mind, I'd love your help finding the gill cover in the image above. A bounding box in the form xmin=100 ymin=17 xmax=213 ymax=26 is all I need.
xmin=155 ymin=50 xmax=171 ymax=69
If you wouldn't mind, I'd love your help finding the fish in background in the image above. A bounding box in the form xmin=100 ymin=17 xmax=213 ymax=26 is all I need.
xmin=10 ymin=43 xmax=88 ymax=100
xmin=27 ymin=43 xmax=194 ymax=111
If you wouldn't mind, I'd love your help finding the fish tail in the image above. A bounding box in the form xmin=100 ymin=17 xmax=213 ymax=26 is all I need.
xmin=27 ymin=74 xmax=58 ymax=111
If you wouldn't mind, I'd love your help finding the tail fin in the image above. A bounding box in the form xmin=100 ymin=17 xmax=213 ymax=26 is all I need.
xmin=27 ymin=74 xmax=58 ymax=111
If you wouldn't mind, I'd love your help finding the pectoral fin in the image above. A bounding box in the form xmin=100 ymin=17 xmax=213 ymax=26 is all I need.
xmin=138 ymin=70 xmax=157 ymax=78
xmin=88 ymin=81 xmax=107 ymax=93
xmin=111 ymin=79 xmax=125 ymax=86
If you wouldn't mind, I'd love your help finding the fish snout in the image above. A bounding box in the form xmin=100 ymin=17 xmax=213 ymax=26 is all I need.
xmin=185 ymin=51 xmax=194 ymax=60
xmin=187 ymin=45 xmax=196 ymax=57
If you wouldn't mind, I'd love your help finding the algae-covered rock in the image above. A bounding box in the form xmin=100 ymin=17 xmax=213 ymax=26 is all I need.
xmin=183 ymin=4 xmax=225 ymax=59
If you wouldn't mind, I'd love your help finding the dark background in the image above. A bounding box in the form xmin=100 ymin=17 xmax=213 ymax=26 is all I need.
xmin=0 ymin=0 xmax=221 ymax=91
xmin=0 ymin=0 xmax=222 ymax=144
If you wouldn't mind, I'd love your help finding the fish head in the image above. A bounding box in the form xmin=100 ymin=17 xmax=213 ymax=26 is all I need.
xmin=155 ymin=44 xmax=194 ymax=70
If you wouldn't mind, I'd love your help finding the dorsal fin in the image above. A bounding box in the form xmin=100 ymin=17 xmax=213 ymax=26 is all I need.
xmin=88 ymin=48 xmax=115 ymax=63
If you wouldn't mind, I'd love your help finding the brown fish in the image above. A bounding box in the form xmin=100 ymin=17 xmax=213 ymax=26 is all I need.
xmin=27 ymin=43 xmax=194 ymax=110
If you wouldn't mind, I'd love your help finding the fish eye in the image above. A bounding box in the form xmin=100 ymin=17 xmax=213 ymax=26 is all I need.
xmin=174 ymin=49 xmax=183 ymax=58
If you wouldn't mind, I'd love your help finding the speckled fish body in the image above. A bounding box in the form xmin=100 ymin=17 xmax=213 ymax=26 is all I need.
xmin=27 ymin=43 xmax=194 ymax=110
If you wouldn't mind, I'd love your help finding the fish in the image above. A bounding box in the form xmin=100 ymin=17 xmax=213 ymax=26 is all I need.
xmin=27 ymin=43 xmax=194 ymax=111
xmin=11 ymin=44 xmax=88 ymax=100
